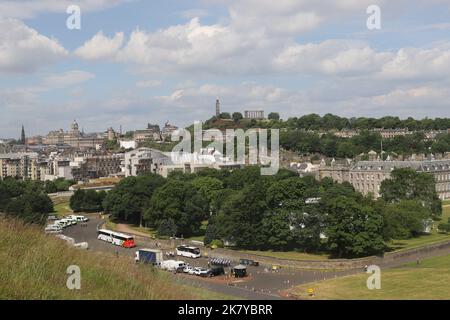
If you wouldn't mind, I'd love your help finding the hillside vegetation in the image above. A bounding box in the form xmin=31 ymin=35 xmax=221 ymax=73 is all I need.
xmin=0 ymin=218 xmax=227 ymax=300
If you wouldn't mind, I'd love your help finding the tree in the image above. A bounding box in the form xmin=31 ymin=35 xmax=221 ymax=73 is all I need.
xmin=213 ymin=182 xmax=269 ymax=249
xmin=232 ymin=112 xmax=243 ymax=122
xmin=266 ymin=177 xmax=318 ymax=211
xmin=157 ymin=218 xmax=178 ymax=237
xmin=382 ymin=200 xmax=431 ymax=239
xmin=323 ymin=194 xmax=385 ymax=258
xmin=438 ymin=222 xmax=450 ymax=234
xmin=380 ymin=168 xmax=442 ymax=219
xmin=103 ymin=174 xmax=166 ymax=224
xmin=191 ymin=176 xmax=224 ymax=214
xmin=261 ymin=210 xmax=293 ymax=250
xmin=219 ymin=112 xmax=231 ymax=120
xmin=268 ymin=112 xmax=280 ymax=121
xmin=70 ymin=189 xmax=106 ymax=212
xmin=145 ymin=180 xmax=208 ymax=237
xmin=5 ymin=192 xmax=53 ymax=225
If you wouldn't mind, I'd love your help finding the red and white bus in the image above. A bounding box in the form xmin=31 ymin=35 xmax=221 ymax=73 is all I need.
xmin=98 ymin=229 xmax=136 ymax=248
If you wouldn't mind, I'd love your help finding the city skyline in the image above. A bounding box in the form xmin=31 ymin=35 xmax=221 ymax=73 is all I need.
xmin=1 ymin=0 xmax=450 ymax=137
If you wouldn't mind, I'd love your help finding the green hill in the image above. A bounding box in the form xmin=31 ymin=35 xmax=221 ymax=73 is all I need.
xmin=0 ymin=218 xmax=228 ymax=300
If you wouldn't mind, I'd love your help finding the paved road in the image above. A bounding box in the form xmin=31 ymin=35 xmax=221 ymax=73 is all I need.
xmin=63 ymin=215 xmax=358 ymax=300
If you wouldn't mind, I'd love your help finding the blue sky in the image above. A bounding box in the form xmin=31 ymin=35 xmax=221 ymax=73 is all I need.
xmin=0 ymin=0 xmax=450 ymax=138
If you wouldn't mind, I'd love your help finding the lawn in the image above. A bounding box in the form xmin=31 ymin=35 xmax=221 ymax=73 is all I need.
xmin=238 ymin=249 xmax=331 ymax=261
xmin=52 ymin=199 xmax=72 ymax=217
xmin=290 ymin=254 xmax=450 ymax=300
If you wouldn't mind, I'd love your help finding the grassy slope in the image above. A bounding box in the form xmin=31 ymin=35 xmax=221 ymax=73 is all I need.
xmin=290 ymin=254 xmax=450 ymax=300
xmin=0 ymin=218 xmax=230 ymax=300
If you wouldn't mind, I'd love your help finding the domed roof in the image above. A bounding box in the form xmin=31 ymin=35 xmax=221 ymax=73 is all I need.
xmin=71 ymin=120 xmax=79 ymax=131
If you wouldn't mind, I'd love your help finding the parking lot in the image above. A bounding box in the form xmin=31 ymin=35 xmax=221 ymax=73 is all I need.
xmin=62 ymin=214 xmax=358 ymax=299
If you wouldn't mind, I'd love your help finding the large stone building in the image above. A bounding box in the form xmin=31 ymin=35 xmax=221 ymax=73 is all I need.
xmin=43 ymin=120 xmax=105 ymax=149
xmin=71 ymin=154 xmax=124 ymax=181
xmin=318 ymin=159 xmax=450 ymax=200
xmin=0 ymin=153 xmax=40 ymax=180
xmin=124 ymin=148 xmax=170 ymax=177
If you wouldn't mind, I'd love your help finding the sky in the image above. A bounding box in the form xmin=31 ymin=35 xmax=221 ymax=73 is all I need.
xmin=0 ymin=0 xmax=450 ymax=138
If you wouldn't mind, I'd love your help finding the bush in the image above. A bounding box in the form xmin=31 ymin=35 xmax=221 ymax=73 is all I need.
xmin=210 ymin=239 xmax=224 ymax=248
xmin=438 ymin=223 xmax=450 ymax=234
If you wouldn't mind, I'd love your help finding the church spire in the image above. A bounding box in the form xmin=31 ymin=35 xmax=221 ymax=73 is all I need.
xmin=20 ymin=124 xmax=26 ymax=145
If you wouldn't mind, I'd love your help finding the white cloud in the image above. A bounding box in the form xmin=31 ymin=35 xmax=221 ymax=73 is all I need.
xmin=0 ymin=18 xmax=67 ymax=74
xmin=0 ymin=0 xmax=130 ymax=19
xmin=75 ymin=31 xmax=124 ymax=60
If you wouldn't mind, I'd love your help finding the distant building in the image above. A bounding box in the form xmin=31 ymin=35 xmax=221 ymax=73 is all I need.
xmin=318 ymin=158 xmax=450 ymax=200
xmin=0 ymin=152 xmax=39 ymax=180
xmin=124 ymin=148 xmax=171 ymax=177
xmin=244 ymin=110 xmax=265 ymax=120
xmin=373 ymin=128 xmax=411 ymax=139
xmin=161 ymin=122 xmax=179 ymax=141
xmin=71 ymin=154 xmax=124 ymax=181
xmin=43 ymin=120 xmax=105 ymax=150
xmin=119 ymin=140 xmax=137 ymax=150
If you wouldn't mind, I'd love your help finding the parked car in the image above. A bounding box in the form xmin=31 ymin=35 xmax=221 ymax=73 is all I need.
xmin=68 ymin=215 xmax=89 ymax=222
xmin=208 ymin=266 xmax=225 ymax=277
xmin=183 ymin=265 xmax=195 ymax=274
xmin=196 ymin=267 xmax=210 ymax=277
xmin=60 ymin=218 xmax=76 ymax=226
xmin=53 ymin=220 xmax=67 ymax=228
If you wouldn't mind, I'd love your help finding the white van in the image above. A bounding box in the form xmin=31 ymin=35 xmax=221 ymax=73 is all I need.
xmin=45 ymin=225 xmax=62 ymax=234
xmin=68 ymin=215 xmax=89 ymax=222
xmin=60 ymin=218 xmax=76 ymax=226
xmin=53 ymin=220 xmax=67 ymax=228
xmin=161 ymin=260 xmax=186 ymax=273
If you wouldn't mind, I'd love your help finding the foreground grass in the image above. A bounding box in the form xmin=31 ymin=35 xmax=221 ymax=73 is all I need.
xmin=0 ymin=218 xmax=231 ymax=300
xmin=290 ymin=254 xmax=450 ymax=300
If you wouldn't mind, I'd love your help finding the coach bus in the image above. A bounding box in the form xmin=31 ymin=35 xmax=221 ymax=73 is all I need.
xmin=176 ymin=245 xmax=201 ymax=258
xmin=97 ymin=229 xmax=136 ymax=248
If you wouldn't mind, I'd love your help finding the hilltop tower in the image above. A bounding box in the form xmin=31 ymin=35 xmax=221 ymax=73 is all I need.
xmin=215 ymin=98 xmax=221 ymax=117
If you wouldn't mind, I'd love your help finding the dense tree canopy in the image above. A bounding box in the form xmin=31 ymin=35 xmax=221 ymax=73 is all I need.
xmin=380 ymin=168 xmax=442 ymax=219
xmin=103 ymin=174 xmax=166 ymax=224
xmin=70 ymin=189 xmax=106 ymax=212
xmin=66 ymin=164 xmax=443 ymax=258
xmin=0 ymin=178 xmax=53 ymax=224
xmin=144 ymin=180 xmax=208 ymax=237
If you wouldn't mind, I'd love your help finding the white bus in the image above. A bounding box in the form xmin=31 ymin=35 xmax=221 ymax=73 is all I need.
xmin=97 ymin=229 xmax=136 ymax=248
xmin=176 ymin=245 xmax=201 ymax=259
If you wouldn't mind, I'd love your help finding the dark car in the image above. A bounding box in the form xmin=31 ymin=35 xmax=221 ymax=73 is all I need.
xmin=207 ymin=266 xmax=225 ymax=277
